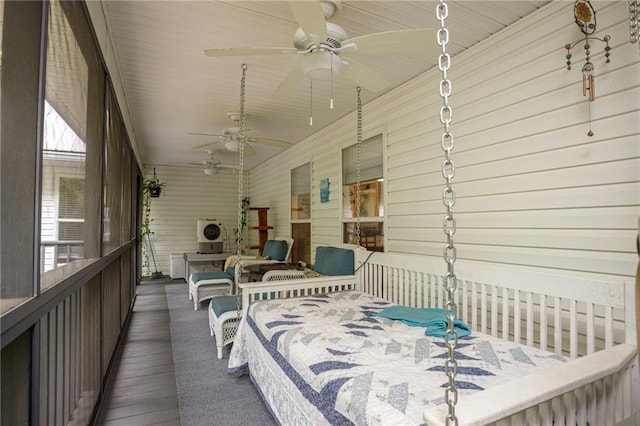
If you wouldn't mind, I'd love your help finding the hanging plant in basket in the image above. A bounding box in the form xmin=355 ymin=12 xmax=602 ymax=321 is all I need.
xmin=143 ymin=175 xmax=165 ymax=198
xmin=141 ymin=170 xmax=165 ymax=278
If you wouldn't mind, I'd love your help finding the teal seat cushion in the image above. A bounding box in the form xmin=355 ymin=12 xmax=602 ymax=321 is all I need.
xmin=210 ymin=295 xmax=241 ymax=316
xmin=314 ymin=246 xmax=354 ymax=276
xmin=226 ymin=265 xmax=235 ymax=278
xmin=262 ymin=240 xmax=288 ymax=261
xmin=191 ymin=270 xmax=232 ymax=284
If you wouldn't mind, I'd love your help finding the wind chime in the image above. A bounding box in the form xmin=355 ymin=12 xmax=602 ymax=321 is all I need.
xmin=564 ymin=0 xmax=611 ymax=136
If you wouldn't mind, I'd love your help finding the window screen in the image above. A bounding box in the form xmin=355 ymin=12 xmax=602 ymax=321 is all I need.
xmin=342 ymin=135 xmax=385 ymax=251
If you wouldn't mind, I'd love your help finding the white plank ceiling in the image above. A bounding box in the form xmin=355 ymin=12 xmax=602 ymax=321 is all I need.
xmin=99 ymin=0 xmax=551 ymax=171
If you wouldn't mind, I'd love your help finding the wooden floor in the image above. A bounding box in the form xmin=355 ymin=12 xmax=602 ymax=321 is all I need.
xmin=96 ymin=279 xmax=181 ymax=426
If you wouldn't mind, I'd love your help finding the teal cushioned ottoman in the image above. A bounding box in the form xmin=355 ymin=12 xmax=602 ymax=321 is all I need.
xmin=210 ymin=295 xmax=241 ymax=316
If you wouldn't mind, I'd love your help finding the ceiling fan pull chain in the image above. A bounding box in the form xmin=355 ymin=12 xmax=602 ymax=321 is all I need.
xmin=330 ymin=53 xmax=335 ymax=109
xmin=309 ymin=80 xmax=314 ymax=126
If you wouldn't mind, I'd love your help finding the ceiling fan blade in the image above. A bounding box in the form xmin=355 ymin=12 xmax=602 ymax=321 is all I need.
xmin=187 ymin=132 xmax=223 ymax=137
xmin=218 ymin=164 xmax=240 ymax=170
xmin=288 ymin=1 xmax=326 ymax=42
xmin=191 ymin=141 xmax=221 ymax=150
xmin=243 ymin=129 xmax=260 ymax=138
xmin=341 ymin=28 xmax=436 ymax=55
xmin=241 ymin=142 xmax=256 ymax=157
xmin=339 ymin=57 xmax=390 ymax=93
xmin=272 ymin=64 xmax=306 ymax=98
xmin=204 ymin=47 xmax=298 ymax=57
xmin=250 ymin=137 xmax=293 ymax=148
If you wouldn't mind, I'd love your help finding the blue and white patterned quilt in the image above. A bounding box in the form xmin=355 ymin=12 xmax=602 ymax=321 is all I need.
xmin=229 ymin=291 xmax=568 ymax=425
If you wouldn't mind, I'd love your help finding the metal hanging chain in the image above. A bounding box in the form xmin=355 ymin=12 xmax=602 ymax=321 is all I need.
xmin=631 ymin=0 xmax=639 ymax=52
xmin=237 ymin=64 xmax=247 ymax=257
xmin=437 ymin=1 xmax=459 ymax=425
xmin=236 ymin=64 xmax=247 ymax=318
xmin=356 ymin=87 xmax=362 ymax=247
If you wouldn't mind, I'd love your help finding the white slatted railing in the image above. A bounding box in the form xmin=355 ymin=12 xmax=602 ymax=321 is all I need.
xmin=355 ymin=250 xmax=630 ymax=358
xmin=240 ymin=275 xmax=359 ymax=308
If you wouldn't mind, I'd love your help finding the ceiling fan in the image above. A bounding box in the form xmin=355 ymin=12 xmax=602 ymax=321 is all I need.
xmin=189 ymin=149 xmax=238 ymax=176
xmin=189 ymin=112 xmax=292 ymax=156
xmin=204 ymin=0 xmax=435 ymax=97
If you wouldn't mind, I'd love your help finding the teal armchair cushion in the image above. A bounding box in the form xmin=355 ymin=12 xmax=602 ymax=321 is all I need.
xmin=226 ymin=265 xmax=235 ymax=278
xmin=313 ymin=246 xmax=354 ymax=276
xmin=262 ymin=240 xmax=288 ymax=261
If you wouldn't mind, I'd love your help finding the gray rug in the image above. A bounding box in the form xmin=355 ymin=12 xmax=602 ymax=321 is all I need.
xmin=165 ymin=284 xmax=277 ymax=426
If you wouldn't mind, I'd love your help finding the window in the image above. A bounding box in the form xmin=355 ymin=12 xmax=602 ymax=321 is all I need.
xmin=41 ymin=104 xmax=87 ymax=275
xmin=291 ymin=163 xmax=311 ymax=264
xmin=342 ymin=135 xmax=384 ymax=251
xmin=291 ymin=163 xmax=311 ymax=220
xmin=40 ymin=0 xmax=89 ymax=284
xmin=56 ymin=176 xmax=85 ymax=265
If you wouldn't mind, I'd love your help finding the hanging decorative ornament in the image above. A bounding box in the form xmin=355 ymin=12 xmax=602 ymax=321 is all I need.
xmin=631 ymin=0 xmax=639 ymax=52
xmin=564 ymin=0 xmax=611 ymax=136
xmin=574 ymin=0 xmax=597 ymax=35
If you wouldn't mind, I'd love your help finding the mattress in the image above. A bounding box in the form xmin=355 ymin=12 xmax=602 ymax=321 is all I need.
xmin=229 ymin=290 xmax=569 ymax=425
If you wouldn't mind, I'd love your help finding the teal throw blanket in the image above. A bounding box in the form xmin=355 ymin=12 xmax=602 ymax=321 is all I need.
xmin=372 ymin=305 xmax=471 ymax=339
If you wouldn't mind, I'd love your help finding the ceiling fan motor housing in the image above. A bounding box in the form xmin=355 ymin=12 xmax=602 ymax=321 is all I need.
xmin=202 ymin=151 xmax=222 ymax=175
xmin=293 ymin=22 xmax=347 ymax=51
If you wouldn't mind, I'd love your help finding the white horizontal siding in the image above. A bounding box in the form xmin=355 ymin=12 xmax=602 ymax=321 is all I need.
xmin=388 ymin=206 xmax=640 ymax=230
xmin=142 ymin=165 xmax=241 ymax=276
xmin=248 ymin=1 xmax=639 ymax=280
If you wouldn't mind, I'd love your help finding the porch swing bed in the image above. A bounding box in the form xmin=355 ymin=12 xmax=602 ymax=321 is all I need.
xmin=228 ymin=252 xmax=638 ymax=425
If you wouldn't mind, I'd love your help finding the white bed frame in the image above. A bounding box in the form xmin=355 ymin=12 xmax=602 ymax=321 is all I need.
xmin=238 ymin=247 xmax=638 ymax=425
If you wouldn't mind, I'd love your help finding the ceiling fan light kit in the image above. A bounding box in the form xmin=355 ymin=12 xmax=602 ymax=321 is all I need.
xmin=203 ymin=166 xmax=219 ymax=176
xmin=300 ymin=51 xmax=343 ymax=80
xmin=225 ymin=139 xmax=241 ymax=152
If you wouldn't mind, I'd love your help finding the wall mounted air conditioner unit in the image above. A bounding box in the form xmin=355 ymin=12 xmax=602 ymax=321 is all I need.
xmin=196 ymin=219 xmax=224 ymax=254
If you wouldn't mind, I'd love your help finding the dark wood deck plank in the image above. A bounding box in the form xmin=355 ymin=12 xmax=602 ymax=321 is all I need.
xmin=96 ymin=279 xmax=179 ymax=425
xmin=99 ymin=407 xmax=180 ymax=426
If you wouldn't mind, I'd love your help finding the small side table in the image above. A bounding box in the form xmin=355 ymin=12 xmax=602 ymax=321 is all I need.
xmin=184 ymin=252 xmax=232 ymax=278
